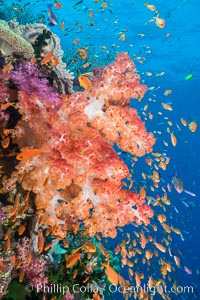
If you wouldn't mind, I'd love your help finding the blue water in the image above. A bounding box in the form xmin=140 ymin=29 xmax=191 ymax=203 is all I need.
xmin=1 ymin=0 xmax=200 ymax=299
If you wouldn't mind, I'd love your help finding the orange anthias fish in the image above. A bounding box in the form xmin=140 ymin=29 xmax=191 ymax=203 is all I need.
xmin=2 ymin=60 xmax=13 ymax=73
xmin=93 ymin=291 xmax=101 ymax=300
xmin=102 ymin=262 xmax=119 ymax=285
xmin=41 ymin=50 xmax=54 ymax=65
xmin=51 ymin=57 xmax=59 ymax=67
xmin=38 ymin=230 xmax=45 ymax=254
xmin=180 ymin=117 xmax=187 ymax=126
xmin=18 ymin=224 xmax=26 ymax=235
xmin=0 ymin=258 xmax=4 ymax=272
xmin=162 ymin=102 xmax=173 ymax=111
xmin=78 ymin=75 xmax=92 ymax=92
xmin=164 ymin=89 xmax=173 ymax=96
xmin=1 ymin=137 xmax=10 ymax=149
xmin=101 ymin=2 xmax=107 ymax=9
xmin=1 ymin=101 xmax=16 ymax=110
xmin=170 ymin=132 xmax=177 ymax=146
xmin=54 ymin=1 xmax=62 ymax=9
xmin=154 ymin=241 xmax=166 ymax=253
xmin=119 ymin=34 xmax=126 ymax=41
xmin=188 ymin=121 xmax=197 ymax=132
xmin=16 ymin=148 xmax=41 ymax=160
xmin=60 ymin=19 xmax=65 ymax=30
xmin=78 ymin=48 xmax=87 ymax=59
xmin=19 ymin=269 xmax=25 ymax=283
xmin=66 ymin=253 xmax=82 ymax=268
xmin=30 ymin=56 xmax=36 ymax=64
xmin=83 ymin=241 xmax=96 ymax=253
xmin=154 ymin=16 xmax=166 ymax=29
xmin=73 ymin=38 xmax=79 ymax=44
xmin=144 ymin=2 xmax=157 ymax=11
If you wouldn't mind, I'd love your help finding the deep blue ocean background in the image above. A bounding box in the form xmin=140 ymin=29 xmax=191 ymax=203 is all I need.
xmin=1 ymin=0 xmax=200 ymax=299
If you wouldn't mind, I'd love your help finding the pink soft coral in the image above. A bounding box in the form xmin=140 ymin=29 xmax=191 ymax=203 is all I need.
xmin=4 ymin=53 xmax=155 ymax=238
xmin=16 ymin=237 xmax=49 ymax=288
xmin=0 ymin=71 xmax=11 ymax=122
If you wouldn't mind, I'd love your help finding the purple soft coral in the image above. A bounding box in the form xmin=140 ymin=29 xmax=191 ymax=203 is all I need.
xmin=12 ymin=62 xmax=61 ymax=106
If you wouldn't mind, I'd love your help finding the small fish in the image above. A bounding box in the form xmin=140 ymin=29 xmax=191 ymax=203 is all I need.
xmin=182 ymin=200 xmax=189 ymax=207
xmin=78 ymin=75 xmax=92 ymax=91
xmin=119 ymin=33 xmax=126 ymax=41
xmin=60 ymin=19 xmax=65 ymax=30
xmin=144 ymin=2 xmax=157 ymax=11
xmin=93 ymin=291 xmax=101 ymax=300
xmin=154 ymin=16 xmax=166 ymax=29
xmin=23 ymin=2 xmax=31 ymax=8
xmin=162 ymin=102 xmax=173 ymax=111
xmin=102 ymin=262 xmax=119 ymax=285
xmin=82 ymin=276 xmax=90 ymax=283
xmin=41 ymin=50 xmax=54 ymax=65
xmin=19 ymin=269 xmax=25 ymax=283
xmin=66 ymin=253 xmax=82 ymax=268
xmin=188 ymin=121 xmax=197 ymax=133
xmin=171 ymin=174 xmax=183 ymax=193
xmin=174 ymin=255 xmax=181 ymax=267
xmin=54 ymin=1 xmax=62 ymax=9
xmin=82 ymin=62 xmax=90 ymax=68
xmin=170 ymin=132 xmax=177 ymax=146
xmin=4 ymin=228 xmax=11 ymax=241
xmin=38 ymin=230 xmax=45 ymax=254
xmin=78 ymin=48 xmax=87 ymax=59
xmin=101 ymin=2 xmax=107 ymax=9
xmin=47 ymin=3 xmax=58 ymax=26
xmin=1 ymin=137 xmax=10 ymax=149
xmin=184 ymin=266 xmax=192 ymax=275
xmin=183 ymin=189 xmax=196 ymax=197
xmin=135 ymin=272 xmax=141 ymax=286
xmin=137 ymin=33 xmax=145 ymax=37
xmin=73 ymin=38 xmax=79 ymax=44
xmin=156 ymin=71 xmax=165 ymax=77
xmin=164 ymin=89 xmax=173 ymax=96
xmin=89 ymin=12 xmax=94 ymax=18
xmin=0 ymin=258 xmax=4 ymax=272
xmin=44 ymin=242 xmax=52 ymax=251
xmin=30 ymin=56 xmax=36 ymax=64
xmin=184 ymin=74 xmax=193 ymax=80
xmin=154 ymin=241 xmax=166 ymax=253
xmin=180 ymin=117 xmax=187 ymax=126
xmin=18 ymin=224 xmax=26 ymax=235
xmin=51 ymin=56 xmax=59 ymax=67
xmin=5 ymin=236 xmax=11 ymax=252
xmin=73 ymin=0 xmax=83 ymax=9
xmin=26 ymin=252 xmax=32 ymax=266
xmin=16 ymin=148 xmax=41 ymax=160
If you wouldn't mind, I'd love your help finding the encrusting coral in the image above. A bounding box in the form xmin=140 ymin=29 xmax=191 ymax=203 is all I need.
xmin=0 ymin=20 xmax=34 ymax=59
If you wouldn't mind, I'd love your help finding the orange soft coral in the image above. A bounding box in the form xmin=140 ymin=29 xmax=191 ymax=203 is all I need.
xmin=3 ymin=53 xmax=154 ymax=239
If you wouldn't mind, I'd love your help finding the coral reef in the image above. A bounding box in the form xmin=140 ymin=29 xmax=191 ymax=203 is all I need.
xmin=0 ymin=20 xmax=34 ymax=59
xmin=0 ymin=18 xmax=156 ymax=299
xmin=2 ymin=52 xmax=154 ymax=240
